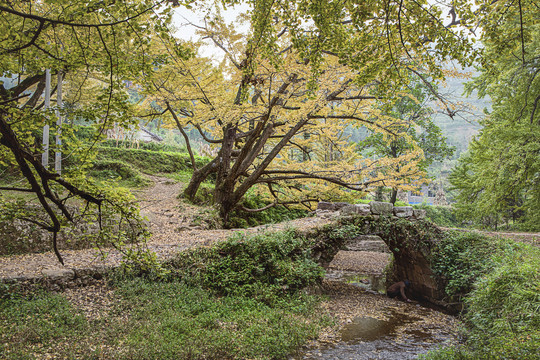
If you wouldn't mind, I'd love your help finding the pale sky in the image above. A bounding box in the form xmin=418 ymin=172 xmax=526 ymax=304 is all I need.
xmin=171 ymin=3 xmax=251 ymax=60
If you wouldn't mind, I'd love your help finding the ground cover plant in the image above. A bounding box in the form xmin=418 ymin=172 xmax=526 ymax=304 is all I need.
xmin=0 ymin=229 xmax=330 ymax=359
xmin=167 ymin=229 xmax=325 ymax=303
xmin=422 ymin=235 xmax=540 ymax=359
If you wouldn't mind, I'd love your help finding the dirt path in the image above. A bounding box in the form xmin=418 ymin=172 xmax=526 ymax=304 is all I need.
xmin=0 ymin=176 xmax=332 ymax=282
xmin=441 ymin=227 xmax=540 ymax=247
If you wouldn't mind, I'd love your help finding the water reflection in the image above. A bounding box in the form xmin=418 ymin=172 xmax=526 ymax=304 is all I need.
xmin=325 ymin=270 xmax=387 ymax=294
xmin=295 ymin=271 xmax=457 ymax=360
xmin=300 ymin=309 xmax=454 ymax=360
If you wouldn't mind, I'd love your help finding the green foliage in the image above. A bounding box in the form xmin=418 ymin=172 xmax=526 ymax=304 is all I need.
xmin=413 ymin=204 xmax=460 ymax=227
xmin=423 ymin=243 xmax=540 ymax=360
xmin=190 ymin=207 xmax=222 ymax=229
xmin=431 ymin=232 xmax=501 ymax=297
xmin=372 ymin=216 xmax=444 ymax=254
xmin=0 ymin=291 xmax=87 ymax=353
xmin=358 ymin=81 xmax=455 ymax=171
xmin=0 ymin=278 xmax=329 ymax=360
xmin=96 ymin=146 xmax=206 ymax=175
xmin=0 ymin=0 xmax=187 ymax=263
xmin=190 ymin=182 xmax=216 ymax=205
xmin=465 ymin=246 xmax=540 ymax=343
xmin=450 ymin=4 xmax=540 ymax=232
xmin=0 ymin=227 xmax=329 ymax=359
xmin=168 ymin=229 xmax=325 ymax=303
xmin=89 ymin=159 xmax=148 ymax=187
xmin=115 ymin=279 xmax=328 ymax=360
xmin=100 ymin=138 xmax=186 ymax=153
xmin=229 ymin=193 xmax=309 ymax=228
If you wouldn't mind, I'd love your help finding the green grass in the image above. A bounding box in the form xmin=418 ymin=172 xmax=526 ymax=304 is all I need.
xmin=116 ymin=280 xmax=328 ymax=360
xmin=0 ymin=290 xmax=89 ymax=359
xmin=0 ymin=280 xmax=328 ymax=360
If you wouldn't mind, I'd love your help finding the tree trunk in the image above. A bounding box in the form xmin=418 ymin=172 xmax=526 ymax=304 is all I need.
xmin=390 ymin=188 xmax=398 ymax=204
xmin=183 ymin=157 xmax=218 ymax=201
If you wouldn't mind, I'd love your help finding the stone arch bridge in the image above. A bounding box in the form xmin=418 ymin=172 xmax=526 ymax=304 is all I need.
xmin=307 ymin=201 xmax=456 ymax=312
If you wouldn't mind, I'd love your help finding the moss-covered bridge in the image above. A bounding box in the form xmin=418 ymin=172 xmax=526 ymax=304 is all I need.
xmin=307 ymin=201 xmax=456 ymax=311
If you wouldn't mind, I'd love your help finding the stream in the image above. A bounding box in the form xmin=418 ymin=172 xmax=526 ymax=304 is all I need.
xmin=294 ymin=270 xmax=458 ymax=360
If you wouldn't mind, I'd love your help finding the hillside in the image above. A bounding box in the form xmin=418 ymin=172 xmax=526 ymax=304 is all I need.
xmin=432 ymin=70 xmax=490 ymax=158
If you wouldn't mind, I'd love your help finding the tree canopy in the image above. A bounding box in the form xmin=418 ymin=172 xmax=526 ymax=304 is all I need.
xmin=3 ymin=0 xmax=533 ymax=258
xmin=0 ymin=0 xmax=181 ymax=263
xmin=145 ymin=0 xmax=475 ymax=224
xmin=358 ymin=80 xmax=455 ymax=204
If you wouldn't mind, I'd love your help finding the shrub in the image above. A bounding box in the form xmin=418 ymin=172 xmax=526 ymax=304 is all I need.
xmin=96 ymin=146 xmax=208 ymax=174
xmin=100 ymin=139 xmax=186 ymax=153
xmin=422 ymin=240 xmax=540 ymax=360
xmin=228 ymin=193 xmax=309 ymax=228
xmin=168 ymin=229 xmax=324 ymax=303
xmin=89 ymin=159 xmax=148 ymax=186
xmin=413 ymin=204 xmax=460 ymax=227
xmin=431 ymin=232 xmax=501 ymax=297
xmin=464 ymin=246 xmax=540 ymax=345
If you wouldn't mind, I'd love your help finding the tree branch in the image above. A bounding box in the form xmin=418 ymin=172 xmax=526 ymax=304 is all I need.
xmin=0 ymin=2 xmax=164 ymax=28
xmin=166 ymin=102 xmax=197 ymax=170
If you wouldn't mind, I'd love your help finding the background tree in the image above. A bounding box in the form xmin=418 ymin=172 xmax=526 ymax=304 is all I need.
xmin=358 ymin=81 xmax=455 ymax=204
xmin=450 ymin=0 xmax=539 ymax=230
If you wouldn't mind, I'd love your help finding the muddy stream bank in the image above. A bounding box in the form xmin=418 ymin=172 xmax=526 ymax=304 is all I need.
xmin=294 ymin=251 xmax=460 ymax=359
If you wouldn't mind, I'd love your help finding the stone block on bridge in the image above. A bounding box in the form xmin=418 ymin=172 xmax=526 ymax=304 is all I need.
xmin=317 ymin=201 xmax=350 ymax=211
xmin=369 ymin=201 xmax=393 ymax=215
xmin=340 ymin=204 xmax=371 ymax=216
xmin=394 ymin=206 xmax=414 ymax=218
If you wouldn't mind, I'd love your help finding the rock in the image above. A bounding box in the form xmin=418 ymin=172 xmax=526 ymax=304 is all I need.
xmin=340 ymin=204 xmax=371 ymax=216
xmin=394 ymin=206 xmax=414 ymax=218
xmin=413 ymin=209 xmax=426 ymax=219
xmin=333 ymin=202 xmax=350 ymax=210
xmin=316 ymin=209 xmax=339 ymax=219
xmin=42 ymin=268 xmax=75 ymax=281
xmin=369 ymin=201 xmax=393 ymax=215
xmin=317 ymin=201 xmax=336 ymax=211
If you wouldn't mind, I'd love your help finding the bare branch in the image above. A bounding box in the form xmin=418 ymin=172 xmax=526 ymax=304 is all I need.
xmin=166 ymin=101 xmax=198 ymax=170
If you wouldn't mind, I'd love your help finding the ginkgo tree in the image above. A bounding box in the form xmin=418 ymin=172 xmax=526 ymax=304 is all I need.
xmin=145 ymin=0 xmax=475 ymax=225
